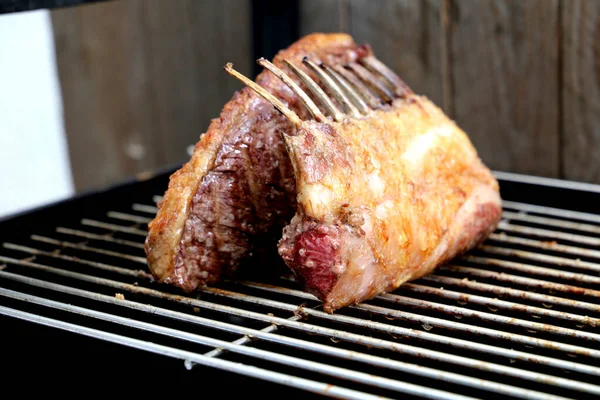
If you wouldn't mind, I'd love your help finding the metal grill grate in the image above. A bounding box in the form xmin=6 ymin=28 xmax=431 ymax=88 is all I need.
xmin=0 ymin=171 xmax=599 ymax=399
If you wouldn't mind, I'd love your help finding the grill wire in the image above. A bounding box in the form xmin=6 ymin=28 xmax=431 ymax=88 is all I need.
xmin=0 ymin=191 xmax=599 ymax=399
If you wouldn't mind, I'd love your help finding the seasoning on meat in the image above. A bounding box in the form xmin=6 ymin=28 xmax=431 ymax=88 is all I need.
xmin=225 ymin=52 xmax=502 ymax=313
xmin=144 ymin=34 xmax=371 ymax=291
xmin=145 ymin=32 xmax=502 ymax=314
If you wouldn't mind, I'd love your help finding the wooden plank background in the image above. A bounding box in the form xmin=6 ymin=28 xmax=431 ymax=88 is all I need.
xmin=449 ymin=0 xmax=560 ymax=177
xmin=51 ymin=0 xmax=252 ymax=192
xmin=562 ymin=0 xmax=600 ymax=184
xmin=50 ymin=0 xmax=600 ymax=191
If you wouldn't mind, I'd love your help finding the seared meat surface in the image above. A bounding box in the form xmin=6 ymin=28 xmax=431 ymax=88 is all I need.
xmin=147 ymin=31 xmax=502 ymax=313
xmin=225 ymin=48 xmax=502 ymax=313
xmin=145 ymin=34 xmax=370 ymax=291
xmin=277 ymin=104 xmax=501 ymax=312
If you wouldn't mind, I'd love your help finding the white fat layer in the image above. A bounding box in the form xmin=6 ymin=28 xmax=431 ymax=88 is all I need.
xmin=367 ymin=172 xmax=385 ymax=197
xmin=302 ymin=184 xmax=333 ymax=217
xmin=375 ymin=199 xmax=394 ymax=220
xmin=401 ymin=125 xmax=454 ymax=166
xmin=328 ymin=213 xmax=379 ymax=307
xmin=346 ymin=232 xmax=378 ymax=298
xmin=356 ymin=252 xmax=376 ymax=296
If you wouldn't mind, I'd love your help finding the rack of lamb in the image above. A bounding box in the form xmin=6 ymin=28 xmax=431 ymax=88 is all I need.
xmin=145 ymin=33 xmax=502 ymax=313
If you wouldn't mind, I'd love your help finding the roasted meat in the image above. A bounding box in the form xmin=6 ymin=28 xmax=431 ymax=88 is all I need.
xmin=144 ymin=34 xmax=371 ymax=291
xmin=146 ymin=31 xmax=502 ymax=313
xmin=225 ymin=52 xmax=502 ymax=312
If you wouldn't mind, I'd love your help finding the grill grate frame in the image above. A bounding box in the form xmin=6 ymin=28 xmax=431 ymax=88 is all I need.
xmin=1 ymin=169 xmax=599 ymax=399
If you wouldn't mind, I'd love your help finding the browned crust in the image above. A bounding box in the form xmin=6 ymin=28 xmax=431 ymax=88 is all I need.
xmin=280 ymin=96 xmax=501 ymax=312
xmin=144 ymin=89 xmax=249 ymax=283
xmin=144 ymin=33 xmax=369 ymax=286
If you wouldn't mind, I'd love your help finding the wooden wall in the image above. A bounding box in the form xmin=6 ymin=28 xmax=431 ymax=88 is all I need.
xmin=51 ymin=0 xmax=600 ymax=192
xmin=51 ymin=0 xmax=252 ymax=192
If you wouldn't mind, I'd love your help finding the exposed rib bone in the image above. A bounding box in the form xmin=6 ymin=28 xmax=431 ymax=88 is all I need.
xmin=302 ymin=57 xmax=361 ymax=119
xmin=321 ymin=64 xmax=371 ymax=114
xmin=332 ymin=65 xmax=382 ymax=109
xmin=258 ymin=58 xmax=327 ymax=122
xmin=347 ymin=63 xmax=396 ymax=102
xmin=323 ymin=65 xmax=370 ymax=114
xmin=282 ymin=59 xmax=344 ymax=122
xmin=360 ymin=56 xmax=413 ymax=96
xmin=224 ymin=63 xmax=302 ymax=127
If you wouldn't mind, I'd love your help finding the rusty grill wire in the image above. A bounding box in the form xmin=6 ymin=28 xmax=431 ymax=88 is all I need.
xmin=1 ymin=185 xmax=600 ymax=399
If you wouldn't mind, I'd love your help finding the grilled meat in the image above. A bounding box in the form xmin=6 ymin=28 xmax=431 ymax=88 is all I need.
xmin=145 ymin=34 xmax=371 ymax=291
xmin=226 ymin=51 xmax=502 ymax=312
